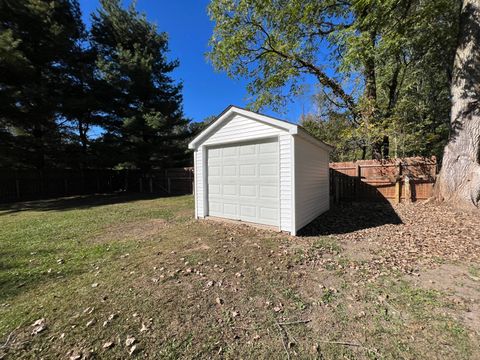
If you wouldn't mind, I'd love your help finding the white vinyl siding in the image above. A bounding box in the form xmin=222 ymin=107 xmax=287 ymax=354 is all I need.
xmin=294 ymin=136 xmax=330 ymax=232
xmin=203 ymin=114 xmax=283 ymax=146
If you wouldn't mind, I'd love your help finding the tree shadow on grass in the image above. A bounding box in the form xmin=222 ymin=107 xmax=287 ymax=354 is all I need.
xmin=0 ymin=193 xmax=170 ymax=216
xmin=298 ymin=202 xmax=403 ymax=236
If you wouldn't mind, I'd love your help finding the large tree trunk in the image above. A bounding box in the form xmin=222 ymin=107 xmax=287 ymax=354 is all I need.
xmin=362 ymin=29 xmax=390 ymax=160
xmin=435 ymin=0 xmax=480 ymax=208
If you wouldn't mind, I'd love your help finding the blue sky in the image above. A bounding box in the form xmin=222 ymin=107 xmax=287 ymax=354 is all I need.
xmin=78 ymin=0 xmax=315 ymax=124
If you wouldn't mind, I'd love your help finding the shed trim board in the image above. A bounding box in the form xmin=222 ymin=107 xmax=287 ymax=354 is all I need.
xmin=290 ymin=134 xmax=296 ymax=235
xmin=189 ymin=106 xmax=331 ymax=235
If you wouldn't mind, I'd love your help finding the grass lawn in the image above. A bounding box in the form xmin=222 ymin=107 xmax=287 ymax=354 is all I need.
xmin=0 ymin=195 xmax=478 ymax=359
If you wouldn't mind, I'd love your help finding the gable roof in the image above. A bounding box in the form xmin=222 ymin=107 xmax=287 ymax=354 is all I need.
xmin=188 ymin=105 xmax=333 ymax=152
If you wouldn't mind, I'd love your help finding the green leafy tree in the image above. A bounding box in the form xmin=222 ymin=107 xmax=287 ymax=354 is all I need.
xmin=208 ymin=0 xmax=459 ymax=160
xmin=91 ymin=0 xmax=189 ymax=171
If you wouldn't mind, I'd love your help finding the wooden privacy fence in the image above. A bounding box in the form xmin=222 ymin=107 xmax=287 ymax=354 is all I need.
xmin=0 ymin=168 xmax=194 ymax=203
xmin=330 ymin=157 xmax=437 ymax=203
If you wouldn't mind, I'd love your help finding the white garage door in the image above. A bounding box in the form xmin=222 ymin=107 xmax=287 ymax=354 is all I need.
xmin=207 ymin=138 xmax=279 ymax=226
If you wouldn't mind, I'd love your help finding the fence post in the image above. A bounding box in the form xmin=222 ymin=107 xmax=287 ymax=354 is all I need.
xmin=64 ymin=178 xmax=68 ymax=195
xmin=395 ymin=162 xmax=402 ymax=203
xmin=404 ymin=175 xmax=412 ymax=203
xmin=15 ymin=179 xmax=20 ymax=199
xmin=394 ymin=179 xmax=401 ymax=204
xmin=139 ymin=177 xmax=143 ymax=193
xmin=355 ymin=164 xmax=361 ymax=201
xmin=335 ymin=176 xmax=340 ymax=204
xmin=167 ymin=177 xmax=171 ymax=194
xmin=149 ymin=176 xmax=153 ymax=193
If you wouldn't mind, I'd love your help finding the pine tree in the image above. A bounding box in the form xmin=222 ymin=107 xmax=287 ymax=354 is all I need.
xmin=91 ymin=0 xmax=189 ymax=171
xmin=0 ymin=0 xmax=84 ymax=169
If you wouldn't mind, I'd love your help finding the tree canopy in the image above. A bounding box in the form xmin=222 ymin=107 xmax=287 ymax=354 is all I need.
xmin=209 ymin=0 xmax=460 ymax=160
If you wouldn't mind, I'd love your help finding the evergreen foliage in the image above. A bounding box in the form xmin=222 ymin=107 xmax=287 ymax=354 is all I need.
xmin=0 ymin=0 xmax=191 ymax=170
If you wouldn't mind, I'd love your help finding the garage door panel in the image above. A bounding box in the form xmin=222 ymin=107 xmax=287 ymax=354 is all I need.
xmin=209 ymin=201 xmax=222 ymax=214
xmin=239 ymin=144 xmax=256 ymax=155
xmin=208 ymin=184 xmax=221 ymax=195
xmin=259 ymin=164 xmax=277 ymax=176
xmin=239 ymin=185 xmax=256 ymax=197
xmin=222 ymin=184 xmax=237 ymax=196
xmin=239 ymin=164 xmax=256 ymax=176
xmin=207 ymin=139 xmax=279 ymax=227
xmin=223 ymin=165 xmax=237 ymax=176
xmin=259 ymin=207 xmax=278 ymax=221
xmin=237 ymin=154 xmax=276 ymax=162
xmin=259 ymin=141 xmax=278 ymax=153
xmin=240 ymin=205 xmax=256 ymax=218
xmin=209 ymin=148 xmax=221 ymax=158
xmin=222 ymin=147 xmax=238 ymax=157
xmin=223 ymin=203 xmax=238 ymax=216
xmin=208 ymin=166 xmax=221 ymax=176
xmin=259 ymin=185 xmax=277 ymax=198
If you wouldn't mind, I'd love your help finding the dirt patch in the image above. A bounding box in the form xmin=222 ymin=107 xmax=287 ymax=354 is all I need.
xmin=95 ymin=218 xmax=168 ymax=243
xmin=409 ymin=263 xmax=480 ymax=333
xmin=341 ymin=241 xmax=375 ymax=262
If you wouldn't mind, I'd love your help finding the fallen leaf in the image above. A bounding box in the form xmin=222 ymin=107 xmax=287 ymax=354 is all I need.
xmin=129 ymin=344 xmax=139 ymax=356
xmin=103 ymin=341 xmax=114 ymax=349
xmin=125 ymin=336 xmax=136 ymax=347
xmin=31 ymin=318 xmax=47 ymax=335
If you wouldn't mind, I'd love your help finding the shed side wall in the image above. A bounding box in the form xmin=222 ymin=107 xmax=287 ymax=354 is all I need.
xmin=294 ymin=136 xmax=330 ymax=232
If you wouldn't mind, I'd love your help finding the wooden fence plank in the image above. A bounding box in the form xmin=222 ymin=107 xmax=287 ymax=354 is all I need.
xmin=330 ymin=156 xmax=436 ymax=204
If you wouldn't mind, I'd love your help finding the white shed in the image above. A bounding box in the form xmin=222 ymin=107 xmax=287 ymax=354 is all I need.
xmin=188 ymin=106 xmax=332 ymax=235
